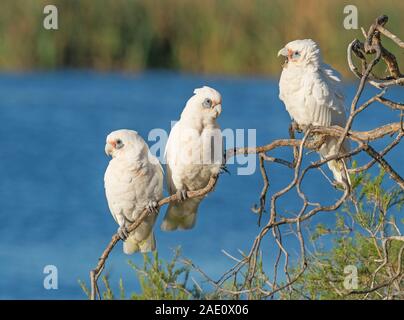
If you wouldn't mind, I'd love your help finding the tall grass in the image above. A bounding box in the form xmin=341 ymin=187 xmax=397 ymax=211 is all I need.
xmin=0 ymin=0 xmax=402 ymax=76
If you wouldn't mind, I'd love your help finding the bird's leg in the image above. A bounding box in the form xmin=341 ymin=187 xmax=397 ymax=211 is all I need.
xmin=296 ymin=124 xmax=312 ymax=135
xmin=289 ymin=121 xmax=299 ymax=167
xmin=146 ymin=200 xmax=159 ymax=214
xmin=288 ymin=122 xmax=296 ymax=139
xmin=303 ymin=123 xmax=313 ymax=133
xmin=298 ymin=124 xmax=314 ymax=143
xmin=289 ymin=120 xmax=302 ymax=135
xmin=219 ymin=163 xmax=230 ymax=175
xmin=117 ymin=224 xmax=129 ymax=241
xmin=303 ymin=124 xmax=322 ymax=148
xmin=219 ymin=152 xmax=230 ymax=175
xmin=176 ymin=189 xmax=188 ymax=202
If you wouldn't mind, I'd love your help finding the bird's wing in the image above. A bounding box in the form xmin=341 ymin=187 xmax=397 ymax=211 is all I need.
xmin=164 ymin=121 xmax=181 ymax=195
xmin=104 ymin=161 xmax=137 ymax=226
xmin=303 ymin=67 xmax=347 ymax=127
xmin=322 ymin=64 xmax=342 ymax=83
xmin=321 ymin=65 xmax=348 ymax=126
xmin=146 ymin=154 xmax=164 ymax=202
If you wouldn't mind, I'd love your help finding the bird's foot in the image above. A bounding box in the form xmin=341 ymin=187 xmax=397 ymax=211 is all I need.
xmin=310 ymin=134 xmax=327 ymax=150
xmin=117 ymin=225 xmax=129 ymax=241
xmin=219 ymin=164 xmax=230 ymax=175
xmin=176 ymin=189 xmax=188 ymax=202
xmin=289 ymin=121 xmax=302 ymax=136
xmin=303 ymin=124 xmax=313 ymax=134
xmin=146 ymin=200 xmax=159 ymax=214
xmin=288 ymin=123 xmax=296 ymax=139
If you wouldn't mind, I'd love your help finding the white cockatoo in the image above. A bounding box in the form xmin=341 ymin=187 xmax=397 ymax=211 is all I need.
xmin=278 ymin=39 xmax=351 ymax=185
xmin=161 ymin=86 xmax=223 ymax=231
xmin=104 ymin=129 xmax=163 ymax=254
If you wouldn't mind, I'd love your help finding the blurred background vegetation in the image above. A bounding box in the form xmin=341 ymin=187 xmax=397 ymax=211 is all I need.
xmin=0 ymin=0 xmax=402 ymax=76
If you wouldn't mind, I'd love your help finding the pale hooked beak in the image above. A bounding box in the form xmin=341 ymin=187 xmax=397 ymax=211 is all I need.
xmin=105 ymin=143 xmax=113 ymax=156
xmin=213 ymin=103 xmax=222 ymax=118
xmin=277 ymin=47 xmax=288 ymax=57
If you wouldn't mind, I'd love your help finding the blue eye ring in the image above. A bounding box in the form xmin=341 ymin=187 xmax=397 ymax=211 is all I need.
xmin=292 ymin=51 xmax=300 ymax=58
xmin=202 ymin=98 xmax=212 ymax=108
xmin=116 ymin=139 xmax=124 ymax=149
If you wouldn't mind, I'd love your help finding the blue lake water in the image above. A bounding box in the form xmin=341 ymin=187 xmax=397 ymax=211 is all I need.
xmin=0 ymin=71 xmax=402 ymax=299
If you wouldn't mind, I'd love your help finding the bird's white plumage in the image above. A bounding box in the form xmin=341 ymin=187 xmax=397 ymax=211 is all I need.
xmin=104 ymin=129 xmax=163 ymax=254
xmin=161 ymin=86 xmax=223 ymax=231
xmin=278 ymin=39 xmax=350 ymax=184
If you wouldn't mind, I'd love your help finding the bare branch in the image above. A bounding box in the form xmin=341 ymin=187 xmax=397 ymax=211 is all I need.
xmin=89 ymin=14 xmax=403 ymax=300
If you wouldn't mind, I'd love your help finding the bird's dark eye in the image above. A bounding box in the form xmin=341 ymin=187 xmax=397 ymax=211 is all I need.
xmin=202 ymin=98 xmax=212 ymax=108
xmin=116 ymin=139 xmax=124 ymax=149
xmin=293 ymin=51 xmax=300 ymax=57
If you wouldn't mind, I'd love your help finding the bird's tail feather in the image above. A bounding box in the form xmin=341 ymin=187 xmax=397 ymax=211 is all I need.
xmin=161 ymin=198 xmax=201 ymax=231
xmin=123 ymin=231 xmax=156 ymax=255
xmin=320 ymin=137 xmax=351 ymax=187
xmin=327 ymin=159 xmax=351 ymax=186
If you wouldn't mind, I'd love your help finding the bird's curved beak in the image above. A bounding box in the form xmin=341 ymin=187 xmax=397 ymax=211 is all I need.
xmin=213 ymin=103 xmax=222 ymax=118
xmin=105 ymin=143 xmax=113 ymax=156
xmin=277 ymin=47 xmax=288 ymax=57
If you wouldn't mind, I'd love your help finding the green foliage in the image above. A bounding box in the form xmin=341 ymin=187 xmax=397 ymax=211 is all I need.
xmin=1 ymin=0 xmax=402 ymax=75
xmin=287 ymin=168 xmax=404 ymax=299
xmin=81 ymin=248 xmax=203 ymax=300
xmin=205 ymin=251 xmax=273 ymax=300
xmin=80 ymin=170 xmax=403 ymax=300
xmin=78 ymin=279 xmax=90 ymax=299
xmin=128 ymin=249 xmax=197 ymax=299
